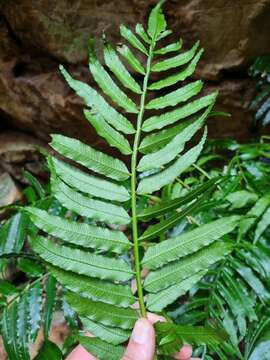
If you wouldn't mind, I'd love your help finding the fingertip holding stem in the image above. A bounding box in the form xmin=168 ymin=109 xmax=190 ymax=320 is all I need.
xmin=122 ymin=318 xmax=155 ymax=360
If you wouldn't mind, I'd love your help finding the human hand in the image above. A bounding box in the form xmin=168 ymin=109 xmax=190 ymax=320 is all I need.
xmin=66 ymin=314 xmax=200 ymax=360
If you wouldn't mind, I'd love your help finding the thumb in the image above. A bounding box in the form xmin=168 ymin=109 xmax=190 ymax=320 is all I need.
xmin=122 ymin=318 xmax=156 ymax=360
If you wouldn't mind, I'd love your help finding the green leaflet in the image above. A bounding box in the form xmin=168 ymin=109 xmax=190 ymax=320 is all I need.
xmin=157 ymin=29 xmax=173 ymax=40
xmin=138 ymin=177 xmax=220 ymax=221
xmin=103 ymin=43 xmax=142 ymax=94
xmin=0 ymin=212 xmax=29 ymax=255
xmin=144 ymin=241 xmax=232 ymax=293
xmin=35 ymin=341 xmax=62 ymax=360
xmin=254 ymin=206 xmax=270 ymax=242
xmin=147 ymin=0 xmax=167 ymax=39
xmin=2 ymin=304 xmax=22 ymax=360
xmin=156 ymin=322 xmax=228 ymax=348
xmin=26 ymin=207 xmax=131 ymax=254
xmin=49 ymin=266 xmax=136 ymax=308
xmin=43 ymin=275 xmax=57 ymax=339
xmin=239 ymin=196 xmax=270 ymax=238
xmin=137 ymin=106 xmax=209 ymax=172
xmin=231 ymin=259 xmax=270 ymax=301
xmin=50 ymin=134 xmax=130 ymax=181
xmin=139 ymin=185 xmax=212 ymax=241
xmin=50 ymin=156 xmax=130 ymax=202
xmin=135 ymin=24 xmax=151 ymax=44
xmin=137 ymin=128 xmax=207 ymax=195
xmin=154 ymin=39 xmax=183 ymax=55
xmin=117 ymin=45 xmax=145 ymax=75
xmin=142 ymin=93 xmax=217 ymax=132
xmin=88 ymin=39 xmax=138 ymax=114
xmin=226 ymin=190 xmax=258 ymax=209
xmin=145 ymin=80 xmax=203 ymax=110
xmin=142 ymin=216 xmax=240 ymax=270
xmin=59 ymin=66 xmax=135 ymax=134
xmin=77 ymin=336 xmax=124 ymax=360
xmin=30 ymin=236 xmax=133 ymax=282
xmin=148 ymin=48 xmax=204 ymax=90
xmin=120 ymin=25 xmax=148 ymax=55
xmin=139 ymin=118 xmax=200 ymax=154
xmin=220 ymin=271 xmax=257 ymax=322
xmin=17 ymin=294 xmax=30 ymax=360
xmin=84 ymin=110 xmax=132 ymax=155
xmin=81 ymin=317 xmax=130 ymax=345
xmin=52 ymin=179 xmax=130 ymax=225
xmin=147 ymin=271 xmax=207 ymax=312
xmin=152 ymin=41 xmax=200 ymax=72
xmin=66 ymin=292 xmax=138 ymax=330
xmin=28 ymin=283 xmax=42 ymax=341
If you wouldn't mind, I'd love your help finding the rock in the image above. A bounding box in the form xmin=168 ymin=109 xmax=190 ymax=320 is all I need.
xmin=0 ymin=172 xmax=21 ymax=207
xmin=0 ymin=0 xmax=269 ymax=143
xmin=0 ymin=132 xmax=49 ymax=183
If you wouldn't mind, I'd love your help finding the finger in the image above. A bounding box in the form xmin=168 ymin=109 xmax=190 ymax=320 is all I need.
xmin=122 ymin=318 xmax=155 ymax=360
xmin=173 ymin=344 xmax=193 ymax=359
xmin=146 ymin=312 xmax=166 ymax=324
xmin=66 ymin=344 xmax=98 ymax=360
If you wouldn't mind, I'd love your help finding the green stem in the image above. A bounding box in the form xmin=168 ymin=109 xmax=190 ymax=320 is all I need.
xmin=131 ymin=41 xmax=155 ymax=317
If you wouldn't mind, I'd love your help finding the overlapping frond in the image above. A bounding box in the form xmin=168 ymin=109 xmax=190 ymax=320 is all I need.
xmin=20 ymin=1 xmax=237 ymax=358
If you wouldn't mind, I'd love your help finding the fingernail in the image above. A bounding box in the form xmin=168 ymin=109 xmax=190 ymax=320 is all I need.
xmin=131 ymin=319 xmax=151 ymax=344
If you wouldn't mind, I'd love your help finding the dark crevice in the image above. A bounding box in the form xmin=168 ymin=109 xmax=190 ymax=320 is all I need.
xmin=0 ymin=13 xmax=22 ymax=47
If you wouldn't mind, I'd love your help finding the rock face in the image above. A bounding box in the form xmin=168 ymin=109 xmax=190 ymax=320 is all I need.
xmin=0 ymin=0 xmax=270 ymax=143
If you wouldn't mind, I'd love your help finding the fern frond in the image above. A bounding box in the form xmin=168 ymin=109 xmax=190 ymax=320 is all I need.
xmin=22 ymin=1 xmax=231 ymax=356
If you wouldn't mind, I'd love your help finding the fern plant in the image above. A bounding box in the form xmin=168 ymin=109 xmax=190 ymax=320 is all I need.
xmin=166 ymin=138 xmax=270 ymax=359
xmin=1 ymin=2 xmax=242 ymax=359
xmin=249 ymin=55 xmax=270 ymax=129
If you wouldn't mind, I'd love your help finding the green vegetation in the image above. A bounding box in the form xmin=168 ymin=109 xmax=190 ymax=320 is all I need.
xmin=1 ymin=2 xmax=270 ymax=359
